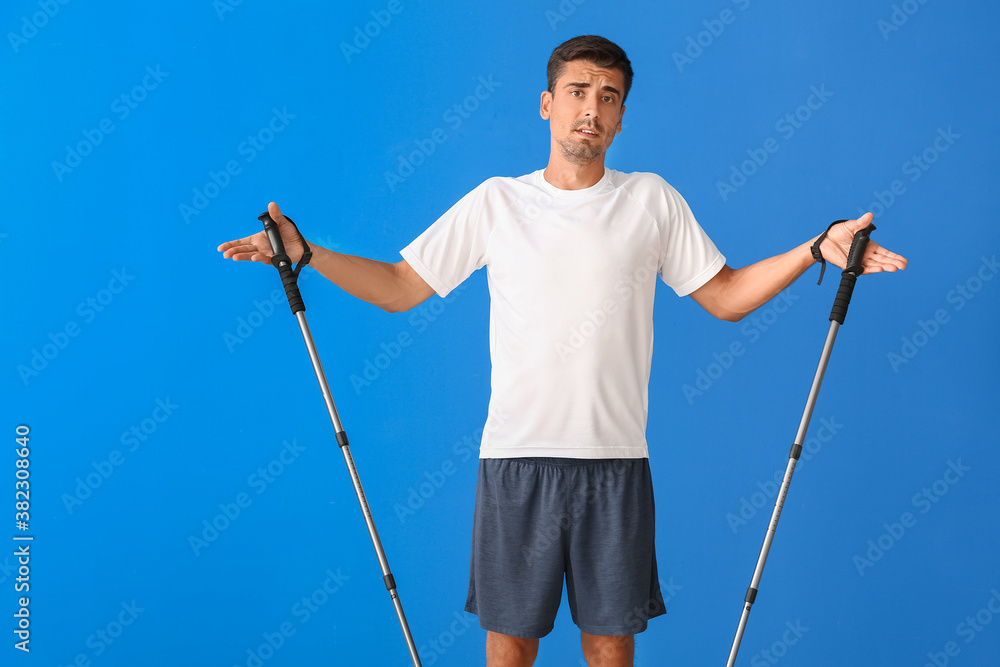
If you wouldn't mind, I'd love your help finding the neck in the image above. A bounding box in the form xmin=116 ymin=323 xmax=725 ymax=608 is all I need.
xmin=542 ymin=153 xmax=606 ymax=190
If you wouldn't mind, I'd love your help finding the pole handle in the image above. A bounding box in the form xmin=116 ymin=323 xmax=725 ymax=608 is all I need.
xmin=829 ymin=223 xmax=875 ymax=325
xmin=259 ymin=211 xmax=305 ymax=314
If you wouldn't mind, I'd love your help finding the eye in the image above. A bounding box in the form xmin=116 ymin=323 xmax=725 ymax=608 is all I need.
xmin=571 ymin=90 xmax=582 ymax=97
xmin=602 ymin=95 xmax=614 ymax=103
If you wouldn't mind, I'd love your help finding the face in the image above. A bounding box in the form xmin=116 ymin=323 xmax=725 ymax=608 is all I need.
xmin=540 ymin=59 xmax=626 ymax=166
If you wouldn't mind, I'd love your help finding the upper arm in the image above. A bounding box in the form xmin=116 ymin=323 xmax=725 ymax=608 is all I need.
xmin=688 ymin=264 xmax=743 ymax=322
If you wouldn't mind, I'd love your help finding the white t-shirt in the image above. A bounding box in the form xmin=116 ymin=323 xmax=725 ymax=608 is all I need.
xmin=400 ymin=168 xmax=725 ymax=459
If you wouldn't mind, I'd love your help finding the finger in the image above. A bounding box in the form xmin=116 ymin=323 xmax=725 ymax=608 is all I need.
xmin=221 ymin=243 xmax=251 ymax=259
xmin=218 ymin=234 xmax=260 ymax=252
xmin=223 ymin=244 xmax=269 ymax=260
xmin=268 ymin=201 xmax=286 ymax=224
xmin=825 ymin=217 xmax=868 ymax=251
xmin=873 ymin=245 xmax=908 ymax=266
xmin=837 ymin=213 xmax=875 ymax=239
xmin=865 ymin=243 xmax=908 ymax=270
xmin=228 ymin=250 xmax=271 ymax=262
xmin=861 ymin=255 xmax=903 ymax=274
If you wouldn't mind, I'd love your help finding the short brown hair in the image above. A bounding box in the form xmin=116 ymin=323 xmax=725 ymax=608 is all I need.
xmin=547 ymin=35 xmax=634 ymax=103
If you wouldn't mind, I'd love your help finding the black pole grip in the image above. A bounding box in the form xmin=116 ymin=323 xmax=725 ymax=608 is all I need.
xmin=829 ymin=223 xmax=875 ymax=324
xmin=844 ymin=223 xmax=875 ymax=278
xmin=259 ymin=211 xmax=305 ymax=315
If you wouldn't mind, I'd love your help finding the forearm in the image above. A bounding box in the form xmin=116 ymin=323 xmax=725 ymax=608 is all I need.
xmin=696 ymin=238 xmax=817 ymax=321
xmin=306 ymin=243 xmax=427 ymax=313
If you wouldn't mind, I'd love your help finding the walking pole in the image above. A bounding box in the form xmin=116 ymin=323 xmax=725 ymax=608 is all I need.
xmin=725 ymin=222 xmax=876 ymax=667
xmin=257 ymin=211 xmax=422 ymax=667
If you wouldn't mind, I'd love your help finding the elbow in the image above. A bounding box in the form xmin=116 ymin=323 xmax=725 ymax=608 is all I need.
xmin=379 ymin=301 xmax=406 ymax=314
xmin=378 ymin=293 xmax=418 ymax=314
xmin=705 ymin=302 xmax=746 ymax=322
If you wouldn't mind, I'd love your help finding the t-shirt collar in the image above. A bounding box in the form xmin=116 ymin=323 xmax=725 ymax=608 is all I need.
xmin=535 ymin=167 xmax=612 ymax=199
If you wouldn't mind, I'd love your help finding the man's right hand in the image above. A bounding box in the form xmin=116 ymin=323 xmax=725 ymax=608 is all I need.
xmin=217 ymin=201 xmax=306 ymax=265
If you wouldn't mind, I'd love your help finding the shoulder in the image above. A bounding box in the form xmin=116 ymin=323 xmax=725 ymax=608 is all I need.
xmin=609 ymin=170 xmax=681 ymax=198
xmin=459 ymin=172 xmax=542 ymax=211
xmin=609 ymin=170 xmax=689 ymax=217
xmin=467 ymin=173 xmax=538 ymax=199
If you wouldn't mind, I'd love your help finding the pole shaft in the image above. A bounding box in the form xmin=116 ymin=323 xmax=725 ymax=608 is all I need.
xmin=793 ymin=324 xmax=839 ymax=445
xmin=293 ymin=311 xmax=422 ymax=666
xmin=726 ymin=320 xmax=840 ymax=667
xmin=295 ymin=313 xmax=345 ymax=433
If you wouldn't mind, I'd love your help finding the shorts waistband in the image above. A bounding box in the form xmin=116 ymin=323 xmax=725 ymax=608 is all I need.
xmin=495 ymin=457 xmax=643 ymax=467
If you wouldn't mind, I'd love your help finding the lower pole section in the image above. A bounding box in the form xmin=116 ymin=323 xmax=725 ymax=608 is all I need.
xmin=725 ymin=320 xmax=840 ymax=666
xmin=294 ymin=311 xmax=422 ymax=666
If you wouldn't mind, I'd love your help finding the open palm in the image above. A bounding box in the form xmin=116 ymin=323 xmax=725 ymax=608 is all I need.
xmin=217 ymin=202 xmax=305 ymax=265
xmin=819 ymin=212 xmax=908 ymax=275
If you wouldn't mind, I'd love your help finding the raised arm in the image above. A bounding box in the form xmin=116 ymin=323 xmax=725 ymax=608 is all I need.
xmin=690 ymin=213 xmax=907 ymax=322
xmin=217 ymin=202 xmax=435 ymax=313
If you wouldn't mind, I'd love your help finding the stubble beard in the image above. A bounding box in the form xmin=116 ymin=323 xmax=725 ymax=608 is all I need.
xmin=555 ymin=120 xmax=608 ymax=165
xmin=556 ymin=136 xmax=605 ymax=165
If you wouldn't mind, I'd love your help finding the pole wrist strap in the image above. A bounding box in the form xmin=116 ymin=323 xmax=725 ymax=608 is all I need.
xmin=283 ymin=215 xmax=312 ymax=278
xmin=810 ymin=219 xmax=848 ymax=285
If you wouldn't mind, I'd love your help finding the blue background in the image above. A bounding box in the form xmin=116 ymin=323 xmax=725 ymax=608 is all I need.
xmin=4 ymin=1 xmax=999 ymax=665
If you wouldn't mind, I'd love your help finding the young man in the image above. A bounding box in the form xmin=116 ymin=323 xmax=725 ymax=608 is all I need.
xmin=219 ymin=35 xmax=905 ymax=667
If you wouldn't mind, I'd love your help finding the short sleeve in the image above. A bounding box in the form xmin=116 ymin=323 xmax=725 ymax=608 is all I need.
xmin=399 ymin=179 xmax=497 ymax=298
xmin=653 ymin=179 xmax=726 ymax=296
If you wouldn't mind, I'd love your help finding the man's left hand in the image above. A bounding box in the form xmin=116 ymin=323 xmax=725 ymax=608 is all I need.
xmin=818 ymin=212 xmax=908 ymax=275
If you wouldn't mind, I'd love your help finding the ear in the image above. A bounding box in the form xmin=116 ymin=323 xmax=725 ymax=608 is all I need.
xmin=615 ymin=104 xmax=626 ymax=134
xmin=540 ymin=90 xmax=552 ymax=120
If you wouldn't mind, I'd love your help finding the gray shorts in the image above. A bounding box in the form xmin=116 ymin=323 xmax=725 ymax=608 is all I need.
xmin=464 ymin=457 xmax=665 ymax=638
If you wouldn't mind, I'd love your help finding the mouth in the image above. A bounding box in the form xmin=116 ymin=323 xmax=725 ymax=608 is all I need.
xmin=576 ymin=127 xmax=599 ymax=139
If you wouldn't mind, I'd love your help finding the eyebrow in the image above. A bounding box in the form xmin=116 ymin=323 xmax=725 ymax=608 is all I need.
xmin=564 ymin=82 xmax=621 ymax=98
